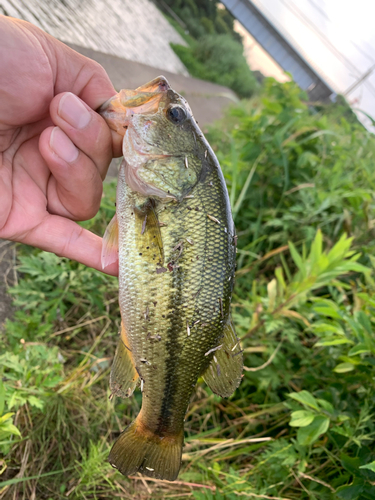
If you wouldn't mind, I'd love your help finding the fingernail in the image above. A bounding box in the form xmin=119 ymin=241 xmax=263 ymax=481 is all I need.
xmin=58 ymin=92 xmax=91 ymax=129
xmin=50 ymin=127 xmax=79 ymax=163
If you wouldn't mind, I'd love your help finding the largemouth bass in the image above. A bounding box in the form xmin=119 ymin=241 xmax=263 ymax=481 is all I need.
xmin=99 ymin=76 xmax=243 ymax=481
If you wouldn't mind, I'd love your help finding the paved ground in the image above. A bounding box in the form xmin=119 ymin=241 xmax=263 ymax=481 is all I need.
xmin=69 ymin=43 xmax=237 ymax=126
xmin=0 ymin=0 xmax=188 ymax=75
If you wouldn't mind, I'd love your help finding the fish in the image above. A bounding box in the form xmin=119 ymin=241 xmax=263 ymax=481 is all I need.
xmin=99 ymin=76 xmax=243 ymax=481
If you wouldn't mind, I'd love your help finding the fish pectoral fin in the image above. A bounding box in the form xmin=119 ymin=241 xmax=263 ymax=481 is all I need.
xmin=110 ymin=324 xmax=139 ymax=398
xmin=202 ymin=317 xmax=243 ymax=398
xmin=101 ymin=213 xmax=119 ymax=269
xmin=134 ymin=200 xmax=164 ymax=266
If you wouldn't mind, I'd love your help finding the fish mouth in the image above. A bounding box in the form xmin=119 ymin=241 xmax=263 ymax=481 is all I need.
xmin=98 ymin=76 xmax=178 ymax=199
xmin=98 ymin=76 xmax=170 ymax=137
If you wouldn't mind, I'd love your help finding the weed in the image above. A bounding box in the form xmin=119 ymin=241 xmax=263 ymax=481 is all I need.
xmin=2 ymin=81 xmax=375 ymax=499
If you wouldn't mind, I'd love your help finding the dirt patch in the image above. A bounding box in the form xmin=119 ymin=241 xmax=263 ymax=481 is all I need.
xmin=0 ymin=240 xmax=16 ymax=330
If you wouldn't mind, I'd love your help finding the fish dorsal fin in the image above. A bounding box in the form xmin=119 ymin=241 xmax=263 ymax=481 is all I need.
xmin=110 ymin=323 xmax=139 ymax=398
xmin=202 ymin=317 xmax=243 ymax=398
xmin=134 ymin=200 xmax=164 ymax=266
xmin=101 ymin=213 xmax=119 ymax=269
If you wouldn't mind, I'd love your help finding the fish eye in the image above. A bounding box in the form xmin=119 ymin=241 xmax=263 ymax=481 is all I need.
xmin=166 ymin=105 xmax=187 ymax=124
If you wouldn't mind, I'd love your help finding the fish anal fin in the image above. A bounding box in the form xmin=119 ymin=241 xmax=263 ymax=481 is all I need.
xmin=102 ymin=213 xmax=119 ymax=269
xmin=110 ymin=323 xmax=138 ymax=398
xmin=202 ymin=318 xmax=243 ymax=398
xmin=134 ymin=200 xmax=164 ymax=265
xmin=108 ymin=417 xmax=183 ymax=481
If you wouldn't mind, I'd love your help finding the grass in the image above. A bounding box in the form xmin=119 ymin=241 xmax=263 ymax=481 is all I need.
xmin=2 ymin=78 xmax=375 ymax=499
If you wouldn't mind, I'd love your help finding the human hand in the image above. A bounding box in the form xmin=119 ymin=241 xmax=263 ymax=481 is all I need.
xmin=0 ymin=16 xmax=122 ymax=275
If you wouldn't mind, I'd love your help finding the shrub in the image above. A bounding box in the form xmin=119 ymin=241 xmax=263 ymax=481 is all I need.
xmin=4 ymin=79 xmax=375 ymax=499
xmin=172 ymin=34 xmax=259 ymax=98
xmin=193 ymin=34 xmax=258 ymax=98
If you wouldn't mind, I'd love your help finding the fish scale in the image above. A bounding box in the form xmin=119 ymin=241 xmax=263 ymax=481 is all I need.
xmin=117 ymin=161 xmax=234 ymax=430
xmin=100 ymin=76 xmax=242 ymax=481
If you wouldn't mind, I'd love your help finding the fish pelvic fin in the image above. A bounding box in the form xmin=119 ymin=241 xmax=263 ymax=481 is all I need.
xmin=108 ymin=417 xmax=183 ymax=481
xmin=202 ymin=316 xmax=243 ymax=398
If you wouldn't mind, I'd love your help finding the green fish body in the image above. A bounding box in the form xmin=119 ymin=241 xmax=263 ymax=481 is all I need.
xmin=100 ymin=77 xmax=242 ymax=481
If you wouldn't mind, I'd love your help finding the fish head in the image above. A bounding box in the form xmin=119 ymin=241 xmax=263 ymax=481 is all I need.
xmin=99 ymin=76 xmax=201 ymax=200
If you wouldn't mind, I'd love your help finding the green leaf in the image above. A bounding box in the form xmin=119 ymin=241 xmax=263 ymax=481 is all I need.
xmin=288 ymin=241 xmax=304 ymax=272
xmin=317 ymin=399 xmax=334 ymax=414
xmin=267 ymin=278 xmax=277 ymax=311
xmin=297 ymin=129 xmax=338 ymax=145
xmin=287 ymin=390 xmax=320 ymax=411
xmin=275 ymin=266 xmax=286 ymax=291
xmin=315 ymin=338 xmax=353 ymax=346
xmin=356 ymin=311 xmax=373 ymax=335
xmin=336 ymin=483 xmax=364 ymax=500
xmin=297 ymin=416 xmax=330 ymax=446
xmin=348 ymin=344 xmax=371 ymax=356
xmin=289 ymin=410 xmax=315 ymax=427
xmin=326 ymin=232 xmax=353 ymax=263
xmin=0 ymin=380 xmax=4 ymax=416
xmin=0 ymin=422 xmax=21 ymax=437
xmin=341 ymin=454 xmax=361 ymax=475
xmin=309 ymin=228 xmax=323 ymax=264
xmin=27 ymin=396 xmax=44 ymax=410
xmin=312 ymin=320 xmax=344 ymax=334
xmin=0 ymin=468 xmax=72 ymax=488
xmin=0 ymin=412 xmax=15 ymax=424
xmin=360 ymin=461 xmax=375 ymax=473
xmin=334 ymin=362 xmax=355 ymax=373
xmin=313 ymin=305 xmax=342 ymax=319
xmin=261 ymin=98 xmax=283 ymax=114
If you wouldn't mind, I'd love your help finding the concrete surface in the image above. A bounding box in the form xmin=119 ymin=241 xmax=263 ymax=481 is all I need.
xmin=69 ymin=43 xmax=238 ymax=127
xmin=0 ymin=0 xmax=188 ymax=75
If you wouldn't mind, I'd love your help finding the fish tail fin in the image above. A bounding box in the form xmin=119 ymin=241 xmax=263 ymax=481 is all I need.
xmin=108 ymin=417 xmax=183 ymax=481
